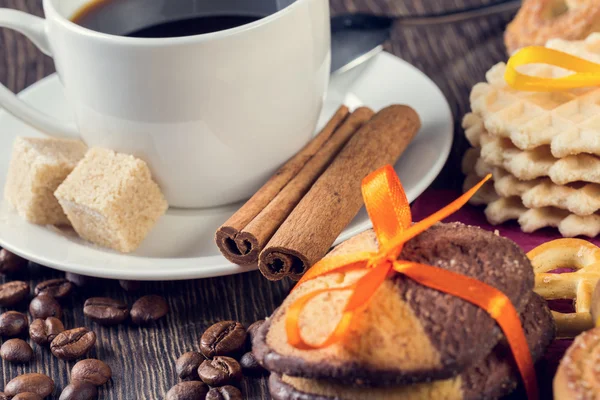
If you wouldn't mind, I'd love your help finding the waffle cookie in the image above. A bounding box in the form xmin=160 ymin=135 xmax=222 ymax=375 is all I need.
xmin=465 ymin=35 xmax=600 ymax=203
xmin=463 ymin=148 xmax=600 ymax=237
xmin=464 ymin=113 xmax=600 ymax=185
xmin=463 ymin=53 xmax=600 ymax=238
xmin=268 ymin=294 xmax=554 ymax=400
xmin=474 ymin=35 xmax=600 ymax=158
xmin=485 ymin=197 xmax=600 ymax=238
xmin=253 ymin=224 xmax=535 ymax=387
xmin=463 ymin=150 xmax=600 ymax=217
xmin=495 ymin=169 xmax=600 ymax=216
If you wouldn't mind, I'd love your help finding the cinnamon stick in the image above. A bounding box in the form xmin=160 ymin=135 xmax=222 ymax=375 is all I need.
xmin=258 ymin=105 xmax=421 ymax=281
xmin=239 ymin=108 xmax=374 ymax=262
xmin=215 ymin=106 xmax=349 ymax=265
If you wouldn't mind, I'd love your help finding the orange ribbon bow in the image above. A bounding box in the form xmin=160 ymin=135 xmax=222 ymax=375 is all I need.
xmin=285 ymin=165 xmax=537 ymax=400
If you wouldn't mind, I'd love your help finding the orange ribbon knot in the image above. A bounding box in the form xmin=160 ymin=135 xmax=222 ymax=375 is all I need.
xmin=285 ymin=165 xmax=537 ymax=400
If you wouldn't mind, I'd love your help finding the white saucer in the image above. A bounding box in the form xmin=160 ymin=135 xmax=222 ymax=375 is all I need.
xmin=0 ymin=52 xmax=453 ymax=280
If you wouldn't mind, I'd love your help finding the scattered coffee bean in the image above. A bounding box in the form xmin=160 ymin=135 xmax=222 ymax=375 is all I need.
xmin=206 ymin=385 xmax=242 ymax=400
xmin=0 ymin=281 xmax=29 ymax=306
xmin=30 ymin=317 xmax=65 ymax=345
xmin=0 ymin=249 xmax=27 ymax=274
xmin=0 ymin=339 xmax=33 ymax=363
xmin=0 ymin=311 xmax=28 ymax=337
xmin=166 ymin=381 xmax=208 ymax=400
xmin=34 ymin=279 xmax=74 ymax=298
xmin=246 ymin=319 xmax=265 ymax=349
xmin=51 ymin=328 xmax=96 ymax=360
xmin=29 ymin=294 xmax=62 ymax=319
xmin=176 ymin=351 xmax=203 ymax=381
xmin=119 ymin=280 xmax=141 ymax=292
xmin=130 ymin=295 xmax=168 ymax=325
xmin=83 ymin=297 xmax=129 ymax=325
xmin=71 ymin=359 xmax=112 ymax=386
xmin=65 ymin=272 xmax=92 ymax=287
xmin=198 ymin=356 xmax=242 ymax=387
xmin=240 ymin=352 xmax=266 ymax=375
xmin=12 ymin=393 xmax=42 ymax=400
xmin=59 ymin=381 xmax=98 ymax=400
xmin=4 ymin=373 xmax=54 ymax=398
xmin=200 ymin=321 xmax=247 ymax=358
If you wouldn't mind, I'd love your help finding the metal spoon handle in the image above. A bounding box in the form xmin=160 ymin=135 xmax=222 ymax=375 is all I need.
xmin=399 ymin=0 xmax=521 ymax=26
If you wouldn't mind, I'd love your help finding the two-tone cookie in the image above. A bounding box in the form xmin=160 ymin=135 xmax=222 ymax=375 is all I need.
xmin=268 ymin=294 xmax=555 ymax=400
xmin=254 ymin=223 xmax=535 ymax=386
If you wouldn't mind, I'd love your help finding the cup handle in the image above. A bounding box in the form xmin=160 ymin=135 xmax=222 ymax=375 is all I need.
xmin=0 ymin=8 xmax=79 ymax=139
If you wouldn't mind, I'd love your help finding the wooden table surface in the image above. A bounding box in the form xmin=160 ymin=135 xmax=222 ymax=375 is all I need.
xmin=0 ymin=1 xmax=518 ymax=399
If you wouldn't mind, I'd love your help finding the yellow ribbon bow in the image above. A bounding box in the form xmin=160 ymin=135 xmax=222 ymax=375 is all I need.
xmin=505 ymin=46 xmax=600 ymax=91
xmin=285 ymin=165 xmax=537 ymax=400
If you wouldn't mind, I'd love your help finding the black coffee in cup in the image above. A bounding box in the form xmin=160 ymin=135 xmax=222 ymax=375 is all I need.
xmin=70 ymin=0 xmax=293 ymax=37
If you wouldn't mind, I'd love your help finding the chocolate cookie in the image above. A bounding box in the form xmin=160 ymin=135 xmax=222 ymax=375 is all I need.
xmin=254 ymin=223 xmax=534 ymax=386
xmin=268 ymin=294 xmax=555 ymax=400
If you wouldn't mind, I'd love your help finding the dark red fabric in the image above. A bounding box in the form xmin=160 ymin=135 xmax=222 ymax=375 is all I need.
xmin=411 ymin=190 xmax=600 ymax=251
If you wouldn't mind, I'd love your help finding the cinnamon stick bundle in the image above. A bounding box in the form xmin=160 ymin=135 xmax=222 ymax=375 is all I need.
xmin=216 ymin=106 xmax=372 ymax=265
xmin=258 ymin=105 xmax=421 ymax=281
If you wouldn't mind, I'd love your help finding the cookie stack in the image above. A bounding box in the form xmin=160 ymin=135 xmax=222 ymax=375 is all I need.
xmin=462 ymin=34 xmax=600 ymax=238
xmin=253 ymin=223 xmax=556 ymax=400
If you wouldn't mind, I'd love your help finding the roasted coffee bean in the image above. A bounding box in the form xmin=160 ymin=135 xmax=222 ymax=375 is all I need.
xmin=200 ymin=321 xmax=247 ymax=358
xmin=198 ymin=356 xmax=242 ymax=386
xmin=0 ymin=281 xmax=29 ymax=306
xmin=12 ymin=393 xmax=42 ymax=400
xmin=0 ymin=392 xmax=7 ymax=400
xmin=166 ymin=381 xmax=208 ymax=400
xmin=119 ymin=280 xmax=141 ymax=292
xmin=1 ymin=339 xmax=33 ymax=363
xmin=51 ymin=328 xmax=96 ymax=360
xmin=71 ymin=359 xmax=112 ymax=386
xmin=206 ymin=386 xmax=242 ymax=400
xmin=30 ymin=317 xmax=64 ymax=345
xmin=0 ymin=311 xmax=28 ymax=337
xmin=4 ymin=373 xmax=54 ymax=398
xmin=0 ymin=249 xmax=27 ymax=274
xmin=130 ymin=295 xmax=168 ymax=325
xmin=246 ymin=319 xmax=265 ymax=349
xmin=240 ymin=352 xmax=266 ymax=375
xmin=65 ymin=272 xmax=93 ymax=287
xmin=34 ymin=279 xmax=74 ymax=298
xmin=59 ymin=381 xmax=98 ymax=400
xmin=176 ymin=351 xmax=203 ymax=381
xmin=83 ymin=297 xmax=129 ymax=325
xmin=29 ymin=294 xmax=62 ymax=319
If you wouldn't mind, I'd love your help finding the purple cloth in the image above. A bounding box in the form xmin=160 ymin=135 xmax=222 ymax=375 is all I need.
xmin=411 ymin=190 xmax=600 ymax=252
xmin=411 ymin=189 xmax=600 ymax=397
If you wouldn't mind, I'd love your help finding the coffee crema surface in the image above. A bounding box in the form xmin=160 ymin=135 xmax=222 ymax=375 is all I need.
xmin=125 ymin=16 xmax=262 ymax=38
xmin=71 ymin=0 xmax=265 ymax=37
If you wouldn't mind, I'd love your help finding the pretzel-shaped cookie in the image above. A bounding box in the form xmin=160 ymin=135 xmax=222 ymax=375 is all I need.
xmin=528 ymin=238 xmax=600 ymax=338
xmin=505 ymin=0 xmax=600 ymax=54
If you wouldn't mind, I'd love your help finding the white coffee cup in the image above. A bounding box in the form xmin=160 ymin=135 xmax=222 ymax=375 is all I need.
xmin=0 ymin=0 xmax=331 ymax=208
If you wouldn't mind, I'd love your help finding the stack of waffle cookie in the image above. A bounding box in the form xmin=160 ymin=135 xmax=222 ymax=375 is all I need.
xmin=462 ymin=34 xmax=600 ymax=238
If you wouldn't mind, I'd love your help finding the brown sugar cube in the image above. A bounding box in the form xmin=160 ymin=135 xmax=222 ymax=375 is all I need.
xmin=4 ymin=137 xmax=87 ymax=225
xmin=54 ymin=148 xmax=168 ymax=253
